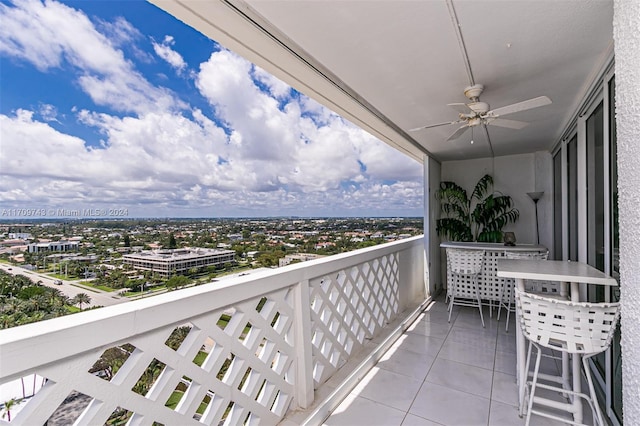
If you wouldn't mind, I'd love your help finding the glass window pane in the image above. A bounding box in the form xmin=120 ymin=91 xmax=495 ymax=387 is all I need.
xmin=553 ymin=151 xmax=563 ymax=260
xmin=567 ymin=135 xmax=578 ymax=261
xmin=587 ymin=101 xmax=605 ymax=277
xmin=586 ymin=101 xmax=605 ymax=378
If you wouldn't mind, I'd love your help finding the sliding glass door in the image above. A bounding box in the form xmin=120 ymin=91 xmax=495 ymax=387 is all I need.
xmin=553 ymin=68 xmax=620 ymax=425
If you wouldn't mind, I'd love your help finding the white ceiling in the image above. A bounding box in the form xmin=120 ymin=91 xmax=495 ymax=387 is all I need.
xmin=151 ymin=0 xmax=613 ymax=162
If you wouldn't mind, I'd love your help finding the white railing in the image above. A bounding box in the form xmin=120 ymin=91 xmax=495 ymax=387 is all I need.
xmin=0 ymin=236 xmax=426 ymax=425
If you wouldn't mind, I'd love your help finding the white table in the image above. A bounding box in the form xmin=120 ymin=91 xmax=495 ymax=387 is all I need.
xmin=497 ymin=259 xmax=618 ymax=423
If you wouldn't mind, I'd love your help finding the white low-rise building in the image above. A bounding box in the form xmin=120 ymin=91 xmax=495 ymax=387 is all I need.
xmin=279 ymin=253 xmax=325 ymax=267
xmin=123 ymin=247 xmax=235 ymax=278
xmin=27 ymin=240 xmax=79 ymax=253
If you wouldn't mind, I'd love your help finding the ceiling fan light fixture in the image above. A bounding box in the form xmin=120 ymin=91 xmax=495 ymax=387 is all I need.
xmin=464 ymin=84 xmax=484 ymax=100
xmin=469 ymin=101 xmax=489 ymax=114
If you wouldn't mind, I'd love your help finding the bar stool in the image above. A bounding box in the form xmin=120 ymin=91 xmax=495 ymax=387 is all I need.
xmin=514 ymin=288 xmax=620 ymax=426
xmin=497 ymin=250 xmax=550 ymax=332
xmin=446 ymin=248 xmax=485 ymax=327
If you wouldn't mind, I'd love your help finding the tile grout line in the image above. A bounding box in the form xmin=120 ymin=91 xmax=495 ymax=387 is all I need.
xmin=399 ymin=300 xmax=457 ymax=426
xmin=487 ymin=306 xmax=501 ymax=426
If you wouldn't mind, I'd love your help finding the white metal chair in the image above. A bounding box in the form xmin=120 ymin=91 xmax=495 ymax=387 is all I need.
xmin=497 ymin=250 xmax=550 ymax=332
xmin=515 ymin=288 xmax=620 ymax=426
xmin=446 ymin=248 xmax=485 ymax=327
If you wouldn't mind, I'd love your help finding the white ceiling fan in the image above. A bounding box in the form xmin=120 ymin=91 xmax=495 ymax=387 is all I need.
xmin=410 ymin=84 xmax=552 ymax=141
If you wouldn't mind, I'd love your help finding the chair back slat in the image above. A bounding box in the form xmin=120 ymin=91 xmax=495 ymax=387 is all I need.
xmin=446 ymin=248 xmax=485 ymax=299
xmin=447 ymin=248 xmax=485 ymax=274
xmin=515 ymin=288 xmax=620 ymax=354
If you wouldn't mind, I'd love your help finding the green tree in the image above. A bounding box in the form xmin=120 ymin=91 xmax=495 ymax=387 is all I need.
xmin=89 ymin=344 xmax=135 ymax=381
xmin=257 ymin=252 xmax=281 ymax=267
xmin=123 ymin=234 xmax=131 ymax=247
xmin=2 ymin=397 xmax=23 ymax=422
xmin=166 ymin=275 xmax=189 ymax=290
xmin=72 ymin=293 xmax=92 ymax=310
xmin=168 ymin=233 xmax=177 ymax=249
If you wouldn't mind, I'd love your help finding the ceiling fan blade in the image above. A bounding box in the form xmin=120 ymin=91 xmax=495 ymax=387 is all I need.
xmin=486 ymin=118 xmax=529 ymax=129
xmin=446 ymin=125 xmax=470 ymax=141
xmin=448 ymin=103 xmax=472 ymax=114
xmin=409 ymin=120 xmax=462 ymax=132
xmin=489 ymin=96 xmax=552 ymax=117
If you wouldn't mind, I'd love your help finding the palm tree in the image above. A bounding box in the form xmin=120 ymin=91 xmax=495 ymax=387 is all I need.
xmin=72 ymin=293 xmax=91 ymax=310
xmin=435 ymin=174 xmax=520 ymax=242
xmin=1 ymin=397 xmax=22 ymax=422
xmin=0 ymin=314 xmax=14 ymax=329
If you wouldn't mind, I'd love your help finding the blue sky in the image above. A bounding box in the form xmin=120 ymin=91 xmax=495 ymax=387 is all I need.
xmin=0 ymin=0 xmax=423 ymax=218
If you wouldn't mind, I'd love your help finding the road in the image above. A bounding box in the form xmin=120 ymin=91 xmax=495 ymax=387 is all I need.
xmin=0 ymin=263 xmax=127 ymax=308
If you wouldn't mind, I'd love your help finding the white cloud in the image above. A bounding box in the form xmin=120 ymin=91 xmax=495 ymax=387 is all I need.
xmin=152 ymin=35 xmax=187 ymax=75
xmin=98 ymin=16 xmax=142 ymax=46
xmin=38 ymin=103 xmax=60 ymax=122
xmin=0 ymin=3 xmax=422 ymax=217
xmin=253 ymin=66 xmax=291 ymax=99
xmin=1 ymin=102 xmax=422 ymax=216
xmin=195 ymin=49 xmax=421 ymax=193
xmin=0 ymin=0 xmax=182 ymax=114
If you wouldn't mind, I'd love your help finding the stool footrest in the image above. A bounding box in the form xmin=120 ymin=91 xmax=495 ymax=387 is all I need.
xmin=528 ymin=381 xmax=597 ymax=424
xmin=531 ymin=372 xmax=564 ymax=385
xmin=528 ymin=408 xmax=590 ymax=426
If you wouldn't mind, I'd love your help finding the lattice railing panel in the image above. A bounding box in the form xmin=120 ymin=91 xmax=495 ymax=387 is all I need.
xmin=1 ymin=237 xmax=427 ymax=424
xmin=3 ymin=287 xmax=296 ymax=426
xmin=309 ymin=253 xmax=400 ymax=387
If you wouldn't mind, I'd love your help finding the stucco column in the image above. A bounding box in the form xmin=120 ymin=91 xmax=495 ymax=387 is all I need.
xmin=613 ymin=0 xmax=640 ymax=423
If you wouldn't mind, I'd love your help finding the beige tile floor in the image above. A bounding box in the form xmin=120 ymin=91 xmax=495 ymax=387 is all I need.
xmin=323 ymin=297 xmax=596 ymax=426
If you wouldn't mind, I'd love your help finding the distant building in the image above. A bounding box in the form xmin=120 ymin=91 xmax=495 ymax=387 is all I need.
xmin=28 ymin=240 xmax=79 ymax=253
xmin=0 ymin=239 xmax=27 ymax=247
xmin=0 ymin=244 xmax=28 ymax=256
xmin=46 ymin=253 xmax=99 ymax=264
xmin=8 ymin=232 xmax=32 ymax=240
xmin=315 ymin=242 xmax=335 ymax=250
xmin=123 ymin=247 xmax=235 ymax=278
xmin=279 ymin=253 xmax=325 ymax=267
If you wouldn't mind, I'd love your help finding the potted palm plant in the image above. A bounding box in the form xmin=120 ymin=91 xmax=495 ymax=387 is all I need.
xmin=435 ymin=174 xmax=519 ymax=242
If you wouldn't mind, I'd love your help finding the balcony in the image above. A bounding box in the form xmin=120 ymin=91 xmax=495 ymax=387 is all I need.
xmin=0 ymin=236 xmax=428 ymax=425
xmin=319 ymin=298 xmax=594 ymax=426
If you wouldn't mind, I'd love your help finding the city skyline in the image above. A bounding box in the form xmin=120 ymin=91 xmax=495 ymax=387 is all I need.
xmin=0 ymin=0 xmax=423 ymax=219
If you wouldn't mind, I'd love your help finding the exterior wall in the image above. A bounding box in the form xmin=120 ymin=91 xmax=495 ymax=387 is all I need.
xmin=440 ymin=153 xmax=552 ymax=247
xmin=613 ymin=0 xmax=640 ymax=423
